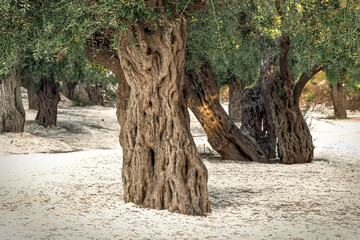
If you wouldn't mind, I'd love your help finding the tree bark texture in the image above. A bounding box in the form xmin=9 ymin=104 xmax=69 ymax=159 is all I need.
xmin=228 ymin=70 xmax=245 ymax=122
xmin=35 ymin=77 xmax=60 ymax=128
xmin=85 ymin=83 xmax=104 ymax=105
xmin=186 ymin=62 xmax=266 ymax=162
xmin=241 ymin=36 xmax=317 ymax=164
xmin=118 ymin=18 xmax=210 ymax=215
xmin=62 ymin=81 xmax=78 ymax=100
xmin=0 ymin=66 xmax=25 ymax=132
xmin=331 ymin=74 xmax=347 ymax=119
xmin=26 ymin=77 xmax=39 ymax=110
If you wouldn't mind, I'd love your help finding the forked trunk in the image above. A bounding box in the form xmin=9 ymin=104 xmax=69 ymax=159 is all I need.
xmin=35 ymin=77 xmax=60 ymax=128
xmin=118 ymin=18 xmax=210 ymax=215
xmin=85 ymin=83 xmax=104 ymax=105
xmin=186 ymin=62 xmax=265 ymax=162
xmin=62 ymin=81 xmax=78 ymax=100
xmin=331 ymin=82 xmax=347 ymax=119
xmin=0 ymin=65 xmax=25 ymax=132
xmin=228 ymin=70 xmax=245 ymax=122
xmin=26 ymin=77 xmax=39 ymax=110
xmin=241 ymin=36 xmax=315 ymax=164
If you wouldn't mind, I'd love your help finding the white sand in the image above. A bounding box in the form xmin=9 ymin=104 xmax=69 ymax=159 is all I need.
xmin=0 ymin=92 xmax=359 ymax=239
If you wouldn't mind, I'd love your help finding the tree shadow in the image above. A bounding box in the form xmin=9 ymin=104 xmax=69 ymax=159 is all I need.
xmin=208 ymin=186 xmax=261 ymax=210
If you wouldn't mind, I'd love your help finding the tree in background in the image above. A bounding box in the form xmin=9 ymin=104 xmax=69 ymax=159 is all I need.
xmin=185 ymin=1 xmax=265 ymax=162
xmin=240 ymin=0 xmax=359 ymax=164
xmin=0 ymin=1 xmax=28 ymax=132
xmin=0 ymin=60 xmax=25 ymax=132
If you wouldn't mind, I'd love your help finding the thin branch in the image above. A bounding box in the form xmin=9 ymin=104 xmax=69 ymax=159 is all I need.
xmin=293 ymin=64 xmax=327 ymax=103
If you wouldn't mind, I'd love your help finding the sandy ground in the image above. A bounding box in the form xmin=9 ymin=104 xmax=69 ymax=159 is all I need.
xmin=0 ymin=91 xmax=360 ymax=239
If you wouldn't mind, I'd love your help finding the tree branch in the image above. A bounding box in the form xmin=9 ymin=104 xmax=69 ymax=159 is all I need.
xmin=279 ymin=34 xmax=291 ymax=80
xmin=293 ymin=64 xmax=327 ymax=104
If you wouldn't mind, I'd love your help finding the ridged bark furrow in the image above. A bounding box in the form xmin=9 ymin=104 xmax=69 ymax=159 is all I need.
xmin=118 ymin=18 xmax=210 ymax=216
xmin=0 ymin=66 xmax=25 ymax=132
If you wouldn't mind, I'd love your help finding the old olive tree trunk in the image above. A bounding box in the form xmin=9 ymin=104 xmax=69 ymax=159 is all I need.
xmin=117 ymin=17 xmax=210 ymax=215
xmin=0 ymin=65 xmax=25 ymax=132
xmin=35 ymin=77 xmax=60 ymax=128
xmin=186 ymin=62 xmax=265 ymax=162
xmin=330 ymin=69 xmax=347 ymax=119
xmin=26 ymin=77 xmax=39 ymax=110
xmin=62 ymin=81 xmax=78 ymax=100
xmin=241 ymin=36 xmax=325 ymax=164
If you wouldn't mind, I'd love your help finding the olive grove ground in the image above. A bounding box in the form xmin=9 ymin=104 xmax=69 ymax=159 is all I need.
xmin=0 ymin=88 xmax=359 ymax=239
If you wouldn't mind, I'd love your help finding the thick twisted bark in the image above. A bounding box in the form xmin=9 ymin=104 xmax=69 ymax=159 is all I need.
xmin=186 ymin=62 xmax=266 ymax=162
xmin=62 ymin=81 xmax=78 ymax=100
xmin=118 ymin=18 xmax=210 ymax=215
xmin=228 ymin=70 xmax=245 ymax=122
xmin=0 ymin=65 xmax=25 ymax=132
xmin=242 ymin=36 xmax=321 ymax=164
xmin=35 ymin=77 xmax=60 ymax=128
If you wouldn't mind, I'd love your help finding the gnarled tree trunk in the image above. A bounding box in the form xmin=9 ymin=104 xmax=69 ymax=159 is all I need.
xmin=35 ymin=77 xmax=60 ymax=128
xmin=331 ymin=80 xmax=347 ymax=119
xmin=0 ymin=65 xmax=25 ymax=132
xmin=186 ymin=62 xmax=266 ymax=162
xmin=241 ymin=36 xmax=324 ymax=164
xmin=26 ymin=77 xmax=39 ymax=110
xmin=62 ymin=81 xmax=78 ymax=100
xmin=228 ymin=70 xmax=245 ymax=122
xmin=118 ymin=18 xmax=210 ymax=215
xmin=85 ymin=83 xmax=104 ymax=105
